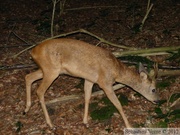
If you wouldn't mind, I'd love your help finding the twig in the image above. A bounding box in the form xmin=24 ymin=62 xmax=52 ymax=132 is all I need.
xmin=6 ymin=24 xmax=16 ymax=45
xmin=45 ymin=68 xmax=180 ymax=105
xmin=49 ymin=28 xmax=132 ymax=49
xmin=112 ymin=46 xmax=180 ymax=57
xmin=13 ymin=29 xmax=132 ymax=58
xmin=147 ymin=0 xmax=151 ymax=11
xmin=0 ymin=64 xmax=37 ymax=70
xmin=13 ymin=44 xmax=37 ymax=58
xmin=92 ymin=84 xmax=125 ymax=97
xmin=1 ymin=61 xmax=180 ymax=70
xmin=0 ymin=44 xmax=32 ymax=48
xmin=7 ymin=24 xmax=30 ymax=46
xmin=120 ymin=61 xmax=180 ymax=70
xmin=158 ymin=70 xmax=180 ymax=77
xmin=12 ymin=29 xmax=81 ymax=58
xmin=46 ymin=84 xmax=125 ymax=105
xmin=170 ymin=98 xmax=180 ymax=110
xmin=13 ymin=29 xmax=180 ymax=59
xmin=79 ymin=29 xmax=134 ymax=50
xmin=140 ymin=1 xmax=153 ymax=31
xmin=46 ymin=95 xmax=82 ymax=105
xmin=12 ymin=32 xmax=30 ymax=45
xmin=66 ymin=6 xmax=119 ymax=11
xmin=45 ymin=69 xmax=180 ymax=105
xmin=51 ymin=0 xmax=57 ymax=37
xmin=60 ymin=0 xmax=66 ymax=16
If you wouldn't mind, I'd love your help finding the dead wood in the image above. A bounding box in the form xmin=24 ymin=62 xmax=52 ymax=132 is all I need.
xmin=13 ymin=29 xmax=180 ymax=59
xmin=0 ymin=44 xmax=32 ymax=48
xmin=158 ymin=70 xmax=180 ymax=77
xmin=10 ymin=29 xmax=180 ymax=105
xmin=45 ymin=69 xmax=180 ymax=105
xmin=66 ymin=6 xmax=120 ymax=11
xmin=170 ymin=98 xmax=180 ymax=110
xmin=140 ymin=1 xmax=153 ymax=31
xmin=46 ymin=84 xmax=125 ymax=105
xmin=112 ymin=46 xmax=180 ymax=57
xmin=0 ymin=64 xmax=37 ymax=70
xmin=13 ymin=29 xmax=134 ymax=58
xmin=1 ymin=62 xmax=180 ymax=70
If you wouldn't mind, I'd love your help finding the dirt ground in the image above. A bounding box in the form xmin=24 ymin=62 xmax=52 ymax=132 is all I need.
xmin=0 ymin=0 xmax=179 ymax=134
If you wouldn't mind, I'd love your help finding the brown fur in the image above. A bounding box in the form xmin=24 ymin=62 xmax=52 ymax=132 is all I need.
xmin=24 ymin=38 xmax=159 ymax=128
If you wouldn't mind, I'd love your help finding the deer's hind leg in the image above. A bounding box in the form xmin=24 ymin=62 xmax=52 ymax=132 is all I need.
xmin=24 ymin=69 xmax=43 ymax=114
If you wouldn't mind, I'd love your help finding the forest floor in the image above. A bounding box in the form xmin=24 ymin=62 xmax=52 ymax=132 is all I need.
xmin=0 ymin=0 xmax=179 ymax=134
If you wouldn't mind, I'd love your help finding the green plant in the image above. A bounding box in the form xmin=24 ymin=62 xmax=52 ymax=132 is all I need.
xmin=167 ymin=49 xmax=180 ymax=63
xmin=152 ymin=93 xmax=180 ymax=127
xmin=157 ymin=81 xmax=171 ymax=90
xmin=15 ymin=121 xmax=23 ymax=133
xmin=90 ymin=94 xmax=128 ymax=121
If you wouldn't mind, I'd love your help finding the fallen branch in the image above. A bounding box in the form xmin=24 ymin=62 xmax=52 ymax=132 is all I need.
xmin=66 ymin=6 xmax=120 ymax=11
xmin=12 ymin=31 xmax=30 ymax=45
xmin=0 ymin=64 xmax=37 ymax=70
xmin=13 ymin=29 xmax=83 ymax=58
xmin=112 ymin=46 xmax=180 ymax=57
xmin=158 ymin=70 xmax=180 ymax=77
xmin=46 ymin=84 xmax=125 ymax=105
xmin=1 ymin=62 xmax=180 ymax=70
xmin=46 ymin=95 xmax=81 ymax=105
xmin=42 ymin=29 xmax=134 ymax=50
xmin=45 ymin=68 xmax=180 ymax=105
xmin=0 ymin=44 xmax=32 ymax=48
xmin=79 ymin=29 xmax=134 ymax=49
xmin=13 ymin=29 xmax=133 ymax=58
xmin=121 ymin=61 xmax=180 ymax=70
xmin=13 ymin=28 xmax=180 ymax=59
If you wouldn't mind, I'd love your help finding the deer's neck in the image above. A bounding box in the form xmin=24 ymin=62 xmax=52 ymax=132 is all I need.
xmin=117 ymin=63 xmax=142 ymax=92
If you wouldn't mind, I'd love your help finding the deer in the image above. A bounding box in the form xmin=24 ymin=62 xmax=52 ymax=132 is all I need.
xmin=24 ymin=38 xmax=159 ymax=128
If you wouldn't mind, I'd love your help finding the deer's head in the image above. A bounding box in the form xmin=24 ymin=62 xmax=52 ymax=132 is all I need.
xmin=137 ymin=63 xmax=159 ymax=104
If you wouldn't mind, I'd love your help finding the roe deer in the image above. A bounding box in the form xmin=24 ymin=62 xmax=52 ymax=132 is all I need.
xmin=24 ymin=38 xmax=159 ymax=128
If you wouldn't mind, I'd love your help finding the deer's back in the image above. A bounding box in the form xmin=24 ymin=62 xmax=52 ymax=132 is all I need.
xmin=31 ymin=38 xmax=120 ymax=83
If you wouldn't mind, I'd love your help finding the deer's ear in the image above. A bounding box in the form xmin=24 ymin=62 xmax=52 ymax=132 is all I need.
xmin=140 ymin=72 xmax=148 ymax=80
xmin=139 ymin=63 xmax=148 ymax=80
xmin=139 ymin=62 xmax=148 ymax=74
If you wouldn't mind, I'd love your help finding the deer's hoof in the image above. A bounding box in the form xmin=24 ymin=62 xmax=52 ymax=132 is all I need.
xmin=22 ymin=111 xmax=26 ymax=115
xmin=51 ymin=126 xmax=56 ymax=131
xmin=84 ymin=123 xmax=89 ymax=128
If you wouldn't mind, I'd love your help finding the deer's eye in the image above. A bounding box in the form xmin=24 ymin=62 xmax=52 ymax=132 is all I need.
xmin=152 ymin=89 xmax=156 ymax=93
